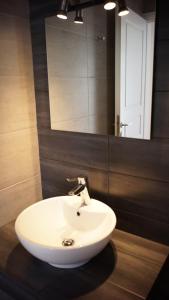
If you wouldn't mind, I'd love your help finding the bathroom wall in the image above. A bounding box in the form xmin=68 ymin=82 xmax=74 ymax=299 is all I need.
xmin=126 ymin=0 xmax=143 ymax=14
xmin=127 ymin=0 xmax=155 ymax=14
xmin=0 ymin=0 xmax=42 ymax=227
xmin=30 ymin=0 xmax=169 ymax=245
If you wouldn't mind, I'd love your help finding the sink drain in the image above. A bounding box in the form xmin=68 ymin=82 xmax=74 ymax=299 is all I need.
xmin=62 ymin=239 xmax=74 ymax=247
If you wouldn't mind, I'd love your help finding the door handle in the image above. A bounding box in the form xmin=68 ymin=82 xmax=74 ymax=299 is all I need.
xmin=120 ymin=122 xmax=128 ymax=128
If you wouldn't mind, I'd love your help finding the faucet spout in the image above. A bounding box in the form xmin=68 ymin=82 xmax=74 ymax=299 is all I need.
xmin=67 ymin=177 xmax=91 ymax=207
xmin=68 ymin=183 xmax=85 ymax=196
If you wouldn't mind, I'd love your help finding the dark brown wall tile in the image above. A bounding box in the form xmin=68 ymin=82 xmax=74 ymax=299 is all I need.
xmin=155 ymin=40 xmax=169 ymax=91
xmin=35 ymin=91 xmax=51 ymax=129
xmin=113 ymin=208 xmax=169 ymax=245
xmin=39 ymin=130 xmax=109 ymax=171
xmin=30 ymin=19 xmax=47 ymax=50
xmin=108 ymin=172 xmax=169 ymax=224
xmin=152 ymin=92 xmax=169 ymax=138
xmin=109 ymin=136 xmax=169 ymax=182
xmin=29 ymin=0 xmax=57 ymax=19
xmin=156 ymin=1 xmax=169 ymax=40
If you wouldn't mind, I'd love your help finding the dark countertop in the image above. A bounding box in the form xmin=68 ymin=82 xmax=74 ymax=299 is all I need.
xmin=0 ymin=222 xmax=168 ymax=300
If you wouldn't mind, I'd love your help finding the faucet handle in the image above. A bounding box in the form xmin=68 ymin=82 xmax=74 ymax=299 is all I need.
xmin=66 ymin=177 xmax=78 ymax=183
xmin=78 ymin=177 xmax=87 ymax=185
xmin=66 ymin=176 xmax=87 ymax=184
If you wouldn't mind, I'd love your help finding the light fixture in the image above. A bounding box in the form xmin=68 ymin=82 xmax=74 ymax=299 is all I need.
xmin=74 ymin=9 xmax=83 ymax=24
xmin=118 ymin=0 xmax=129 ymax=16
xmin=57 ymin=0 xmax=129 ymax=23
xmin=104 ymin=0 xmax=116 ymax=11
xmin=57 ymin=0 xmax=68 ymax=20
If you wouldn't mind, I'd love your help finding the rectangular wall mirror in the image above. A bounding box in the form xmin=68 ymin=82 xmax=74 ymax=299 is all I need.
xmin=45 ymin=0 xmax=156 ymax=139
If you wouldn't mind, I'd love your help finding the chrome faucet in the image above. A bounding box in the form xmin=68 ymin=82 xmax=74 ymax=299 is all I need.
xmin=66 ymin=177 xmax=91 ymax=210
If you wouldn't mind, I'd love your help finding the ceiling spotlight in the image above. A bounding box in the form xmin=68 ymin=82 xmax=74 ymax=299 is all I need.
xmin=104 ymin=0 xmax=116 ymax=11
xmin=118 ymin=0 xmax=129 ymax=16
xmin=57 ymin=0 xmax=68 ymax=20
xmin=74 ymin=9 xmax=83 ymax=24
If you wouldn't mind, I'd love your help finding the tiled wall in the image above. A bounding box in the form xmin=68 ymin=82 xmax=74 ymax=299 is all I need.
xmin=30 ymin=0 xmax=169 ymax=245
xmin=0 ymin=0 xmax=42 ymax=227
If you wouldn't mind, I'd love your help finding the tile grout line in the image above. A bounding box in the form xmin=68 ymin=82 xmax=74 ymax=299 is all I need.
xmin=0 ymin=173 xmax=40 ymax=192
xmin=108 ymin=280 xmax=145 ymax=299
xmin=0 ymin=126 xmax=37 ymax=136
xmin=40 ymin=155 xmax=169 ymax=184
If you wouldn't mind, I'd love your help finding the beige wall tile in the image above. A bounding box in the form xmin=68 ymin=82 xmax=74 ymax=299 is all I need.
xmin=0 ymin=76 xmax=36 ymax=133
xmin=49 ymin=78 xmax=89 ymax=124
xmin=0 ymin=40 xmax=32 ymax=77
xmin=0 ymin=0 xmax=42 ymax=228
xmin=0 ymin=175 xmax=42 ymax=227
xmin=46 ymin=25 xmax=87 ymax=78
xmin=52 ymin=117 xmax=89 ymax=133
xmin=0 ymin=128 xmax=40 ymax=190
xmin=88 ymin=78 xmax=108 ymax=116
xmin=89 ymin=115 xmax=108 ymax=134
xmin=86 ymin=5 xmax=106 ymax=38
xmin=0 ymin=14 xmax=32 ymax=76
xmin=87 ymin=37 xmax=107 ymax=78
xmin=0 ymin=14 xmax=30 ymax=43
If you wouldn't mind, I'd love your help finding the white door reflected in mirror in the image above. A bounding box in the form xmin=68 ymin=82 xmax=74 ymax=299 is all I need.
xmin=115 ymin=9 xmax=155 ymax=139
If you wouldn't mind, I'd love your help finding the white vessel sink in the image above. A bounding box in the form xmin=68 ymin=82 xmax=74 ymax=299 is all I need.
xmin=15 ymin=196 xmax=116 ymax=269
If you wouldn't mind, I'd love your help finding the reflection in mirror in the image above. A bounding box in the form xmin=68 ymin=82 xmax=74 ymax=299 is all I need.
xmin=46 ymin=6 xmax=114 ymax=135
xmin=45 ymin=0 xmax=156 ymax=139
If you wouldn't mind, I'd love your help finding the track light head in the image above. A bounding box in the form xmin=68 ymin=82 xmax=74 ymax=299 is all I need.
xmin=118 ymin=0 xmax=129 ymax=16
xmin=74 ymin=9 xmax=84 ymax=24
xmin=57 ymin=12 xmax=67 ymax=19
xmin=104 ymin=0 xmax=116 ymax=11
xmin=57 ymin=0 xmax=68 ymax=20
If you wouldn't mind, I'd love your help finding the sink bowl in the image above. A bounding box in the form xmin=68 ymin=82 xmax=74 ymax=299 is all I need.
xmin=15 ymin=196 xmax=116 ymax=269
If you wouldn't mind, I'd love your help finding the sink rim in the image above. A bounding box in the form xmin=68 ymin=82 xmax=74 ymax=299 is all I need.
xmin=15 ymin=196 xmax=116 ymax=251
